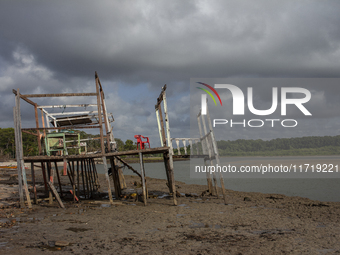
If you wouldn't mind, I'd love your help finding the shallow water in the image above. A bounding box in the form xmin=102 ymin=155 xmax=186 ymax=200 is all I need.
xmin=96 ymin=156 xmax=340 ymax=202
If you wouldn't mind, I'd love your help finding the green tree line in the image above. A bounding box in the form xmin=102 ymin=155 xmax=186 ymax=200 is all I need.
xmin=0 ymin=128 xmax=142 ymax=159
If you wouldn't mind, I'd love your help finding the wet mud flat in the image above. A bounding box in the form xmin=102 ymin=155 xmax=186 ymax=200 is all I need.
xmin=0 ymin=174 xmax=340 ymax=254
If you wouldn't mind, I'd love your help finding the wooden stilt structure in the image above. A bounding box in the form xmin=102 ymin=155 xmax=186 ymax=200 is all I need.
xmin=13 ymin=72 xmax=179 ymax=208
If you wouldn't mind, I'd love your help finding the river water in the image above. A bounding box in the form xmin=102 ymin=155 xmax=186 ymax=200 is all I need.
xmin=97 ymin=156 xmax=340 ymax=202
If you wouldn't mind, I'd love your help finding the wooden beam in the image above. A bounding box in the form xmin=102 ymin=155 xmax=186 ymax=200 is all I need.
xmin=22 ymin=130 xmax=39 ymax=137
xmin=37 ymin=104 xmax=97 ymax=109
xmin=49 ymin=111 xmax=99 ymax=116
xmin=47 ymin=181 xmax=65 ymax=208
xmin=20 ymin=93 xmax=97 ymax=98
xmin=21 ymin=125 xmax=100 ymax=131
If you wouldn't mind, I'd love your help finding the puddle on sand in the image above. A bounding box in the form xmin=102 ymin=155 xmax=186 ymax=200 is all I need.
xmin=158 ymin=194 xmax=171 ymax=199
xmin=189 ymin=221 xmax=208 ymax=229
xmin=66 ymin=227 xmax=91 ymax=233
xmin=176 ymin=214 xmax=186 ymax=217
xmin=188 ymin=221 xmax=222 ymax=229
xmin=252 ymin=229 xmax=294 ymax=235
xmin=178 ymin=204 xmax=186 ymax=207
xmin=101 ymin=204 xmax=111 ymax=208
xmin=145 ymin=228 xmax=159 ymax=234
xmin=27 ymin=242 xmax=73 ymax=251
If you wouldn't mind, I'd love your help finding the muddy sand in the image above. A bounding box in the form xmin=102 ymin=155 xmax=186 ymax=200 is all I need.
xmin=0 ymin=167 xmax=340 ymax=254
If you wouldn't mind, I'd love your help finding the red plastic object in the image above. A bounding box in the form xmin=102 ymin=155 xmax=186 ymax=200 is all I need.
xmin=134 ymin=135 xmax=151 ymax=150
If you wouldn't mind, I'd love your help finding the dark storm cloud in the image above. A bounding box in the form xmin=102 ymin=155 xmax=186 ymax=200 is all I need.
xmin=1 ymin=0 xmax=340 ymax=141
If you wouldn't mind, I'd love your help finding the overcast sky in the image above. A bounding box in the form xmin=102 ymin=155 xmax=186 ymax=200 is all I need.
xmin=1 ymin=0 xmax=340 ymax=146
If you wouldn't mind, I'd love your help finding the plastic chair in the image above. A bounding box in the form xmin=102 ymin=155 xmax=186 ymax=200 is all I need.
xmin=134 ymin=135 xmax=150 ymax=149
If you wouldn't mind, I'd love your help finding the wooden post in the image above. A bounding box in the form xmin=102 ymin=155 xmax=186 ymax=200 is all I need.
xmin=14 ymin=90 xmax=32 ymax=209
xmin=80 ymin=160 xmax=86 ymax=198
xmin=110 ymin=157 xmax=121 ymax=198
xmin=163 ymin=152 xmax=172 ymax=193
xmin=155 ymin=109 xmax=164 ymax=146
xmin=54 ymin=161 xmax=63 ymax=197
xmin=30 ymin=162 xmax=38 ymax=204
xmin=162 ymin=88 xmax=177 ymax=206
xmin=13 ymin=107 xmax=24 ymax=208
xmin=102 ymin=156 xmax=113 ymax=203
xmin=206 ymin=104 xmax=228 ymax=204
xmin=86 ymin=159 xmax=94 ymax=196
xmin=164 ymin=150 xmax=177 ymax=205
xmin=48 ymin=162 xmax=54 ymax=204
xmin=83 ymin=160 xmax=90 ymax=198
xmin=77 ymin=159 xmax=80 ymax=198
xmin=95 ymin=72 xmax=105 ymax=154
xmin=63 ymin=158 xmax=67 ymax=176
xmin=41 ymin=109 xmax=46 ymax=139
xmin=197 ymin=112 xmax=213 ymax=194
xmin=99 ymin=89 xmax=111 ymax=153
xmin=34 ymin=104 xmax=42 ymax=154
xmin=77 ymin=160 xmax=80 ymax=197
xmin=139 ymin=152 xmax=147 ymax=206
xmin=201 ymin=113 xmax=219 ymax=196
xmin=41 ymin=161 xmax=48 ymax=192
xmin=157 ymin=104 xmax=167 ymax=147
xmin=91 ymin=159 xmax=100 ymax=189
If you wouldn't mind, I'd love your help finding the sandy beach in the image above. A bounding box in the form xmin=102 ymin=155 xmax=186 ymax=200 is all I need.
xmin=1 ymin=164 xmax=340 ymax=255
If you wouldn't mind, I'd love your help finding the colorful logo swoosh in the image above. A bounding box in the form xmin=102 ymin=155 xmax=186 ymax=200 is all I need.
xmin=196 ymin=82 xmax=223 ymax=106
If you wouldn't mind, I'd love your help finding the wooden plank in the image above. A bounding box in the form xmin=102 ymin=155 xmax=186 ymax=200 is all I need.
xmin=47 ymin=181 xmax=65 ymax=208
xmin=49 ymin=111 xmax=98 ymax=116
xmin=23 ymin=147 xmax=171 ymax=162
xmin=37 ymin=104 xmax=97 ymax=109
xmin=21 ymin=125 xmax=100 ymax=131
xmin=21 ymin=93 xmax=97 ymax=98
xmin=22 ymin=130 xmax=39 ymax=137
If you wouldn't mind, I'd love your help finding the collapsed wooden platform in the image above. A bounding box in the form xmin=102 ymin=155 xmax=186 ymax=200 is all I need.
xmin=13 ymin=72 xmax=177 ymax=209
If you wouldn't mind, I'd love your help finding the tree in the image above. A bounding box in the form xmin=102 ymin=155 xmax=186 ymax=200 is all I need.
xmin=124 ymin=139 xmax=135 ymax=151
